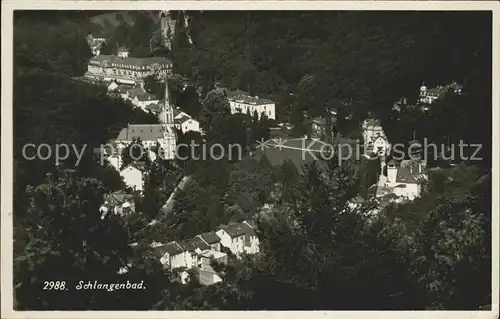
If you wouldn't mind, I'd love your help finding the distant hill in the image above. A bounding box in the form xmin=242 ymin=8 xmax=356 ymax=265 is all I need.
xmin=87 ymin=11 xmax=160 ymax=37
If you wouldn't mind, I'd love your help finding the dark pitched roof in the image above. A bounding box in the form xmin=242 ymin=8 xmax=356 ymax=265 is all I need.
xmin=227 ymin=89 xmax=274 ymax=105
xmin=153 ymin=242 xmax=184 ymax=257
xmin=198 ymin=232 xmax=221 ymax=245
xmin=90 ymin=55 xmax=172 ymax=67
xmin=174 ymin=115 xmax=192 ymax=125
xmin=178 ymin=237 xmax=210 ymax=252
xmin=127 ymin=87 xmax=157 ymax=101
xmin=105 ymin=191 xmax=132 ymax=205
xmin=363 ymin=119 xmax=381 ymax=128
xmin=387 ymin=159 xmax=398 ymax=166
xmin=221 ymin=223 xmax=255 ymax=238
xmin=173 ymin=108 xmax=183 ymax=117
xmin=395 ymin=161 xmax=427 ymax=184
xmin=312 ymin=117 xmax=327 ymax=125
xmin=109 ymin=84 xmax=133 ymax=93
xmin=116 ymin=124 xmax=164 ymax=142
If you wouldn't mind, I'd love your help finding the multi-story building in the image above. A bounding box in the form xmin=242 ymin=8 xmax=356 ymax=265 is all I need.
xmin=85 ymin=48 xmax=173 ymax=85
xmin=419 ymin=81 xmax=463 ymax=105
xmin=377 ymin=159 xmax=428 ymax=201
xmin=114 ymin=74 xmax=177 ymax=160
xmin=227 ymin=90 xmax=276 ymax=120
xmin=362 ymin=119 xmax=391 ymax=156
xmin=216 ymin=221 xmax=260 ymax=257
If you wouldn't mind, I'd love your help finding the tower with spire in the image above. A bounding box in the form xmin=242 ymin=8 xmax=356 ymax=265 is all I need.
xmin=159 ymin=74 xmax=174 ymax=125
xmin=157 ymin=73 xmax=176 ymax=160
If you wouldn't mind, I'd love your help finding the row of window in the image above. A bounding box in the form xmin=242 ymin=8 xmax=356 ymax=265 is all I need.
xmin=233 ymin=108 xmax=272 ymax=117
xmin=232 ymin=103 xmax=273 ymax=111
xmin=89 ymin=61 xmax=171 ymax=71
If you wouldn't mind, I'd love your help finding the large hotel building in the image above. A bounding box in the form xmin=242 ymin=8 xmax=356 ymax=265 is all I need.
xmin=84 ymin=48 xmax=173 ymax=85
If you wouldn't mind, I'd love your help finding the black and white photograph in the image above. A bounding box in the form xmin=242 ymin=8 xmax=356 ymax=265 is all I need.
xmin=1 ymin=1 xmax=498 ymax=317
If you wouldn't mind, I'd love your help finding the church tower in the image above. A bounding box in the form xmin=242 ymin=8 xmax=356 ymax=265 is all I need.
xmin=160 ymin=75 xmax=174 ymax=125
xmin=157 ymin=74 xmax=176 ymax=161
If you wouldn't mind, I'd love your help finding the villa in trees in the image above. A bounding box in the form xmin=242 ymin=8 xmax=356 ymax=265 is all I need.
xmin=361 ymin=118 xmax=391 ymax=157
xmin=419 ymin=81 xmax=464 ymax=105
xmin=152 ymin=221 xmax=260 ymax=285
xmin=377 ymin=159 xmax=428 ymax=201
xmin=220 ymin=89 xmax=276 ymax=120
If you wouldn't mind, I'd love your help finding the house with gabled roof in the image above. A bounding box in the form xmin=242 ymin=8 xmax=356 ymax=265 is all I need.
xmin=383 ymin=159 xmax=428 ymax=200
xmin=120 ymin=162 xmax=146 ymax=193
xmin=174 ymin=108 xmax=190 ymax=120
xmin=216 ymin=221 xmax=260 ymax=257
xmin=153 ymin=241 xmax=185 ymax=269
xmin=174 ymin=116 xmax=200 ymax=134
xmin=178 ymin=237 xmax=211 ymax=268
xmin=197 ymin=232 xmax=222 ymax=252
xmin=224 ymin=89 xmax=276 ymax=120
xmin=126 ymin=87 xmax=160 ymax=110
xmin=85 ymin=53 xmax=172 ymax=85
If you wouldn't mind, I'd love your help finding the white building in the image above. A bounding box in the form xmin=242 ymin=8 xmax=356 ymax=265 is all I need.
xmin=120 ymin=163 xmax=145 ymax=193
xmin=227 ymin=90 xmax=276 ymax=120
xmin=419 ymin=82 xmax=463 ymax=105
xmin=175 ymin=116 xmax=200 ymax=134
xmin=362 ymin=119 xmax=391 ymax=156
xmin=216 ymin=221 xmax=260 ymax=257
xmin=114 ymin=74 xmax=177 ymax=160
xmin=126 ymin=87 xmax=160 ymax=111
xmin=197 ymin=232 xmax=222 ymax=252
xmin=153 ymin=241 xmax=186 ymax=269
xmin=378 ymin=159 xmax=428 ymax=201
xmin=195 ymin=249 xmax=227 ymax=285
xmin=85 ymin=47 xmax=172 ymax=85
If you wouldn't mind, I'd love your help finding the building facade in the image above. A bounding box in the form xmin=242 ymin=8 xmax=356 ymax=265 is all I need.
xmin=362 ymin=119 xmax=391 ymax=156
xmin=85 ymin=48 xmax=173 ymax=85
xmin=419 ymin=82 xmax=463 ymax=105
xmin=227 ymin=90 xmax=276 ymax=120
xmin=119 ymin=164 xmax=145 ymax=192
xmin=114 ymin=74 xmax=177 ymax=160
xmin=377 ymin=159 xmax=428 ymax=201
xmin=216 ymin=221 xmax=260 ymax=257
